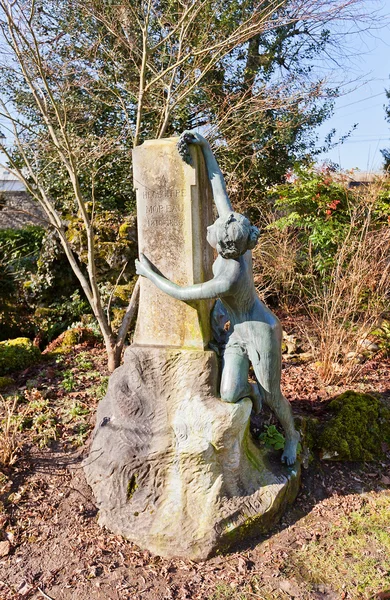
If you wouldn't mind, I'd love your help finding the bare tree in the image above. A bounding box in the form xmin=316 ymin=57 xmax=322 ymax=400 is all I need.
xmin=0 ymin=0 xmax=374 ymax=370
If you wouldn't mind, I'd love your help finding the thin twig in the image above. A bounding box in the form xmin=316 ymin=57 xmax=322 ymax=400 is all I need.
xmin=37 ymin=587 xmax=56 ymax=600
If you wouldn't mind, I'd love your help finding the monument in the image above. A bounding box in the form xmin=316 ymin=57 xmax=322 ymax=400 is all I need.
xmin=84 ymin=133 xmax=300 ymax=561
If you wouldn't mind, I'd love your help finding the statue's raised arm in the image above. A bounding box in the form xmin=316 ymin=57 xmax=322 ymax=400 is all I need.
xmin=177 ymin=131 xmax=233 ymax=218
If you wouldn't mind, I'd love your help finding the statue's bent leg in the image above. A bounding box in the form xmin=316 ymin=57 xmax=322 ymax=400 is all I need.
xmin=248 ymin=341 xmax=299 ymax=466
xmin=220 ymin=344 xmax=262 ymax=412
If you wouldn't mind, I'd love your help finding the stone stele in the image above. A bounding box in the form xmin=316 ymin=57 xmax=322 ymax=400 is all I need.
xmin=84 ymin=138 xmax=300 ymax=561
xmin=133 ymin=137 xmax=214 ymax=348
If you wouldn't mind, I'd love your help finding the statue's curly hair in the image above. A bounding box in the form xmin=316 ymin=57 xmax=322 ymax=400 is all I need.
xmin=214 ymin=212 xmax=259 ymax=259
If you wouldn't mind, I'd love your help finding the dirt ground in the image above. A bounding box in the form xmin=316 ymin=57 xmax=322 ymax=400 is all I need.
xmin=0 ymin=345 xmax=389 ymax=600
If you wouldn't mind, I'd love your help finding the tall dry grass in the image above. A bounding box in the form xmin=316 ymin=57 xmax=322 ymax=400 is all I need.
xmin=306 ymin=210 xmax=389 ymax=383
xmin=0 ymin=395 xmax=21 ymax=468
xmin=253 ymin=178 xmax=390 ymax=384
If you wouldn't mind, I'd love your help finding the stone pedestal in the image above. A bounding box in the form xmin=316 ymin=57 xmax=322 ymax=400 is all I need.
xmin=84 ymin=347 xmax=300 ymax=560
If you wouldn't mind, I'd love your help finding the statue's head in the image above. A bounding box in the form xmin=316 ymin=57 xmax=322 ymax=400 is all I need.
xmin=207 ymin=212 xmax=259 ymax=259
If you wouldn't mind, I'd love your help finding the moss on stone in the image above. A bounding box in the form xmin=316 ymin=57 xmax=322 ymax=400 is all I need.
xmin=297 ymin=416 xmax=321 ymax=453
xmin=113 ymin=281 xmax=136 ymax=303
xmin=48 ymin=327 xmax=97 ymax=355
xmin=0 ymin=337 xmax=41 ymax=375
xmin=319 ymin=391 xmax=390 ymax=461
xmin=127 ymin=474 xmax=138 ymax=500
xmin=0 ymin=376 xmax=15 ymax=389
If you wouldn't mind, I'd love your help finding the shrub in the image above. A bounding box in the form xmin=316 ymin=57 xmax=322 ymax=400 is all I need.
xmin=319 ymin=391 xmax=390 ymax=461
xmin=0 ymin=226 xmax=45 ymax=340
xmin=271 ymin=165 xmax=352 ymax=274
xmin=257 ymin=171 xmax=390 ymax=383
xmin=0 ymin=338 xmax=41 ymax=375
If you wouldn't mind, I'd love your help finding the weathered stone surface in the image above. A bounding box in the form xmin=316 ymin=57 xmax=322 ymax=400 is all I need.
xmin=132 ymin=138 xmax=214 ymax=349
xmin=84 ymin=346 xmax=300 ymax=560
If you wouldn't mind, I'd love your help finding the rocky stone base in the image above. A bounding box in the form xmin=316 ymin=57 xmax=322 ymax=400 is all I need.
xmin=84 ymin=346 xmax=300 ymax=561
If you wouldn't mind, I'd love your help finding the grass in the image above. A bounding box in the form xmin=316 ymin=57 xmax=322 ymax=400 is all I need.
xmin=207 ymin=493 xmax=390 ymax=600
xmin=208 ymin=584 xmax=250 ymax=600
xmin=208 ymin=582 xmax=291 ymax=600
xmin=287 ymin=492 xmax=390 ymax=598
xmin=0 ymin=395 xmax=21 ymax=468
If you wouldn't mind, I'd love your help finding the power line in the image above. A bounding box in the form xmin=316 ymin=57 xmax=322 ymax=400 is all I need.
xmin=335 ymin=91 xmax=387 ymax=111
xmin=331 ymin=138 xmax=390 ymax=145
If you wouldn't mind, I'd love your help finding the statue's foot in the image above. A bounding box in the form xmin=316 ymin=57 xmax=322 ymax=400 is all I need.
xmin=281 ymin=432 xmax=300 ymax=466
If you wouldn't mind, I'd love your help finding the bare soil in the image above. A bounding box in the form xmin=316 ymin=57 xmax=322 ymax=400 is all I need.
xmin=0 ymin=344 xmax=389 ymax=600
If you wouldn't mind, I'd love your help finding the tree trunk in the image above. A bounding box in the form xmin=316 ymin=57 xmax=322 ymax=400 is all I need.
xmin=105 ymin=338 xmax=121 ymax=374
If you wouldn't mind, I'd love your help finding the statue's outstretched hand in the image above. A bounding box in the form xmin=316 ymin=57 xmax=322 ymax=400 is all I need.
xmin=135 ymin=258 xmax=147 ymax=278
xmin=135 ymin=254 xmax=156 ymax=278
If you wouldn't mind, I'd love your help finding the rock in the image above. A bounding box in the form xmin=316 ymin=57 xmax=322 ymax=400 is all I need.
xmin=84 ymin=345 xmax=300 ymax=561
xmin=346 ymin=351 xmax=364 ymax=363
xmin=132 ymin=137 xmax=214 ymax=350
xmin=17 ymin=581 xmax=33 ymax=596
xmin=318 ymin=391 xmax=390 ymax=462
xmin=282 ymin=331 xmax=301 ymax=355
xmin=0 ymin=540 xmax=11 ymax=557
xmin=358 ymin=339 xmax=379 ymax=352
xmin=282 ymin=351 xmax=313 ymax=364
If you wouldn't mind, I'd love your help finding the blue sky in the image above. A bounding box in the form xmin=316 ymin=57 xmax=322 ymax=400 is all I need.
xmin=316 ymin=1 xmax=390 ymax=172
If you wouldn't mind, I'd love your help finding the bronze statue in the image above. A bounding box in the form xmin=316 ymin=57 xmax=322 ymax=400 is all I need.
xmin=136 ymin=131 xmax=299 ymax=465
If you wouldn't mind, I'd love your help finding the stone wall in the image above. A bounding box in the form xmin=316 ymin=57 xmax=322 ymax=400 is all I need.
xmin=0 ymin=192 xmax=47 ymax=229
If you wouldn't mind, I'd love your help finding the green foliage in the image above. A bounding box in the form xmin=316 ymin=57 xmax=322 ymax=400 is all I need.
xmin=75 ymin=352 xmax=93 ymax=370
xmin=372 ymin=319 xmax=390 ymax=357
xmin=0 ymin=226 xmax=44 ymax=273
xmin=93 ymin=376 xmax=109 ymax=401
xmin=61 ymin=370 xmax=75 ymax=392
xmin=259 ymin=424 xmax=302 ymax=456
xmin=271 ymin=167 xmax=390 ymax=275
xmin=259 ymin=424 xmax=286 ymax=450
xmin=65 ymin=212 xmax=138 ymax=283
xmin=0 ymin=338 xmax=41 ymax=375
xmin=19 ymin=389 xmax=58 ymax=448
xmin=0 ymin=225 xmax=91 ymax=344
xmin=0 ymin=215 xmax=137 ymax=348
xmin=319 ymin=391 xmax=390 ymax=461
xmin=0 ymin=226 xmax=45 ymax=340
xmin=271 ymin=165 xmax=352 ymax=274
